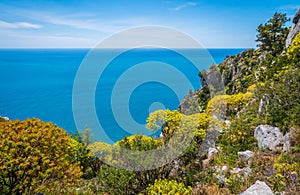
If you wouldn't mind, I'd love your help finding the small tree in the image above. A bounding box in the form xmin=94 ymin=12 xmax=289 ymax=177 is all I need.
xmin=79 ymin=127 xmax=93 ymax=145
xmin=256 ymin=12 xmax=290 ymax=55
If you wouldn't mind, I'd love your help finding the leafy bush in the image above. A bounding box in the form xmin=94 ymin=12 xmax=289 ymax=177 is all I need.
xmin=0 ymin=118 xmax=82 ymax=194
xmin=96 ymin=165 xmax=138 ymax=195
xmin=144 ymin=179 xmax=192 ymax=195
xmin=69 ymin=138 xmax=102 ymax=179
xmin=256 ymin=59 xmax=300 ymax=132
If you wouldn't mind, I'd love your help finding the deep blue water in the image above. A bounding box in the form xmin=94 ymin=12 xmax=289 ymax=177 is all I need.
xmin=0 ymin=48 xmax=244 ymax=143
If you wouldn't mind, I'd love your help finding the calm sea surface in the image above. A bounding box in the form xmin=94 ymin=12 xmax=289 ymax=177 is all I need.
xmin=0 ymin=48 xmax=244 ymax=143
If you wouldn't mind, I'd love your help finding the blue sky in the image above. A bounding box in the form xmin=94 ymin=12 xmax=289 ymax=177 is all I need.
xmin=0 ymin=0 xmax=298 ymax=48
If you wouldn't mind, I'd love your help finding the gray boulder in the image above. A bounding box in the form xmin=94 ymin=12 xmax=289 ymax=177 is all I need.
xmin=202 ymin=147 xmax=218 ymax=168
xmin=254 ymin=125 xmax=290 ymax=152
xmin=208 ymin=147 xmax=218 ymax=159
xmin=238 ymin=150 xmax=254 ymax=163
xmin=286 ymin=9 xmax=300 ymax=48
xmin=240 ymin=180 xmax=274 ymax=195
xmin=169 ymin=159 xmax=184 ymax=177
xmin=198 ymin=129 xmax=219 ymax=157
xmin=230 ymin=167 xmax=252 ymax=177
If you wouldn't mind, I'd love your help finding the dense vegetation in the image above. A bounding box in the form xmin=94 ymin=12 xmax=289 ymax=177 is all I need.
xmin=0 ymin=12 xmax=299 ymax=194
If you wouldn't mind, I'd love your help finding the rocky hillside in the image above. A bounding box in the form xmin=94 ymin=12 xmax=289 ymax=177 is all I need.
xmin=1 ymin=10 xmax=299 ymax=195
xmin=179 ymin=10 xmax=300 ymax=116
xmin=177 ymin=9 xmax=300 ymax=194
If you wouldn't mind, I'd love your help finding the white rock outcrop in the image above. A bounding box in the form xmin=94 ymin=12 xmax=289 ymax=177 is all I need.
xmin=238 ymin=150 xmax=254 ymax=162
xmin=254 ymin=125 xmax=290 ymax=152
xmin=240 ymin=180 xmax=274 ymax=195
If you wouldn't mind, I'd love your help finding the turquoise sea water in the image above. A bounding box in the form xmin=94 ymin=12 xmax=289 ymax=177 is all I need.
xmin=0 ymin=48 xmax=244 ymax=142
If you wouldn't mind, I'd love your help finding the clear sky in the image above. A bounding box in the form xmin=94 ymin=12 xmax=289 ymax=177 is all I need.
xmin=0 ymin=0 xmax=298 ymax=48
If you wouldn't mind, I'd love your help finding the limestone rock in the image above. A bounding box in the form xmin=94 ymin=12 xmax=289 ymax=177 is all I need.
xmin=0 ymin=116 xmax=9 ymax=121
xmin=230 ymin=167 xmax=251 ymax=177
xmin=202 ymin=147 xmax=218 ymax=168
xmin=243 ymin=167 xmax=252 ymax=177
xmin=208 ymin=147 xmax=218 ymax=159
xmin=169 ymin=159 xmax=184 ymax=177
xmin=198 ymin=130 xmax=219 ymax=157
xmin=230 ymin=167 xmax=243 ymax=174
xmin=221 ymin=165 xmax=228 ymax=172
xmin=286 ymin=9 xmax=300 ymax=48
xmin=238 ymin=150 xmax=254 ymax=162
xmin=254 ymin=125 xmax=290 ymax=152
xmin=240 ymin=180 xmax=274 ymax=195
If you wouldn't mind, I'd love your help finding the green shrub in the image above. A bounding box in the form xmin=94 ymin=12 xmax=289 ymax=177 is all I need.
xmin=96 ymin=165 xmax=138 ymax=195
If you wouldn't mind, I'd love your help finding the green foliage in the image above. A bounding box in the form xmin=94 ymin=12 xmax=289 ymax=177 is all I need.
xmin=217 ymin=94 xmax=264 ymax=162
xmin=256 ymin=60 xmax=300 ymax=132
xmin=69 ymin=138 xmax=101 ymax=179
xmin=290 ymin=126 xmax=300 ymax=153
xmin=179 ymin=89 xmax=207 ymax=115
xmin=256 ymin=12 xmax=290 ymax=55
xmin=267 ymin=154 xmax=300 ymax=192
xmin=218 ymin=49 xmax=260 ymax=95
xmin=144 ymin=179 xmax=192 ymax=195
xmin=0 ymin=118 xmax=82 ymax=194
xmin=97 ymin=165 xmax=138 ymax=195
xmin=116 ymin=135 xmax=171 ymax=191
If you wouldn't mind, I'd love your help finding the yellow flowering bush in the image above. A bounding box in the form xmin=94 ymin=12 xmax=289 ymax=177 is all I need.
xmin=0 ymin=118 xmax=82 ymax=194
xmin=146 ymin=110 xmax=209 ymax=141
xmin=206 ymin=93 xmax=253 ymax=118
xmin=287 ymin=32 xmax=300 ymax=59
xmin=144 ymin=179 xmax=192 ymax=195
xmin=146 ymin=110 xmax=167 ymax=131
xmin=116 ymin=134 xmax=162 ymax=151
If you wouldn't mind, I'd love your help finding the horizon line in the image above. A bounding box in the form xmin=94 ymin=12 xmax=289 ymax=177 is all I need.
xmin=0 ymin=47 xmax=251 ymax=49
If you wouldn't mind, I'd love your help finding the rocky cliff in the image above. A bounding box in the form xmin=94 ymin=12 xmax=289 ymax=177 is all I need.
xmin=179 ymin=10 xmax=300 ymax=115
xmin=286 ymin=9 xmax=300 ymax=47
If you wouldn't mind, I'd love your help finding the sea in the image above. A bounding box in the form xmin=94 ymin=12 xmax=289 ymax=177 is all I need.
xmin=0 ymin=48 xmax=244 ymax=143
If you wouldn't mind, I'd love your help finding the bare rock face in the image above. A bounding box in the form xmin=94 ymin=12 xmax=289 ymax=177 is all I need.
xmin=198 ymin=130 xmax=220 ymax=157
xmin=238 ymin=150 xmax=254 ymax=165
xmin=286 ymin=9 xmax=300 ymax=48
xmin=254 ymin=125 xmax=290 ymax=152
xmin=241 ymin=180 xmax=274 ymax=195
xmin=202 ymin=147 xmax=218 ymax=168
